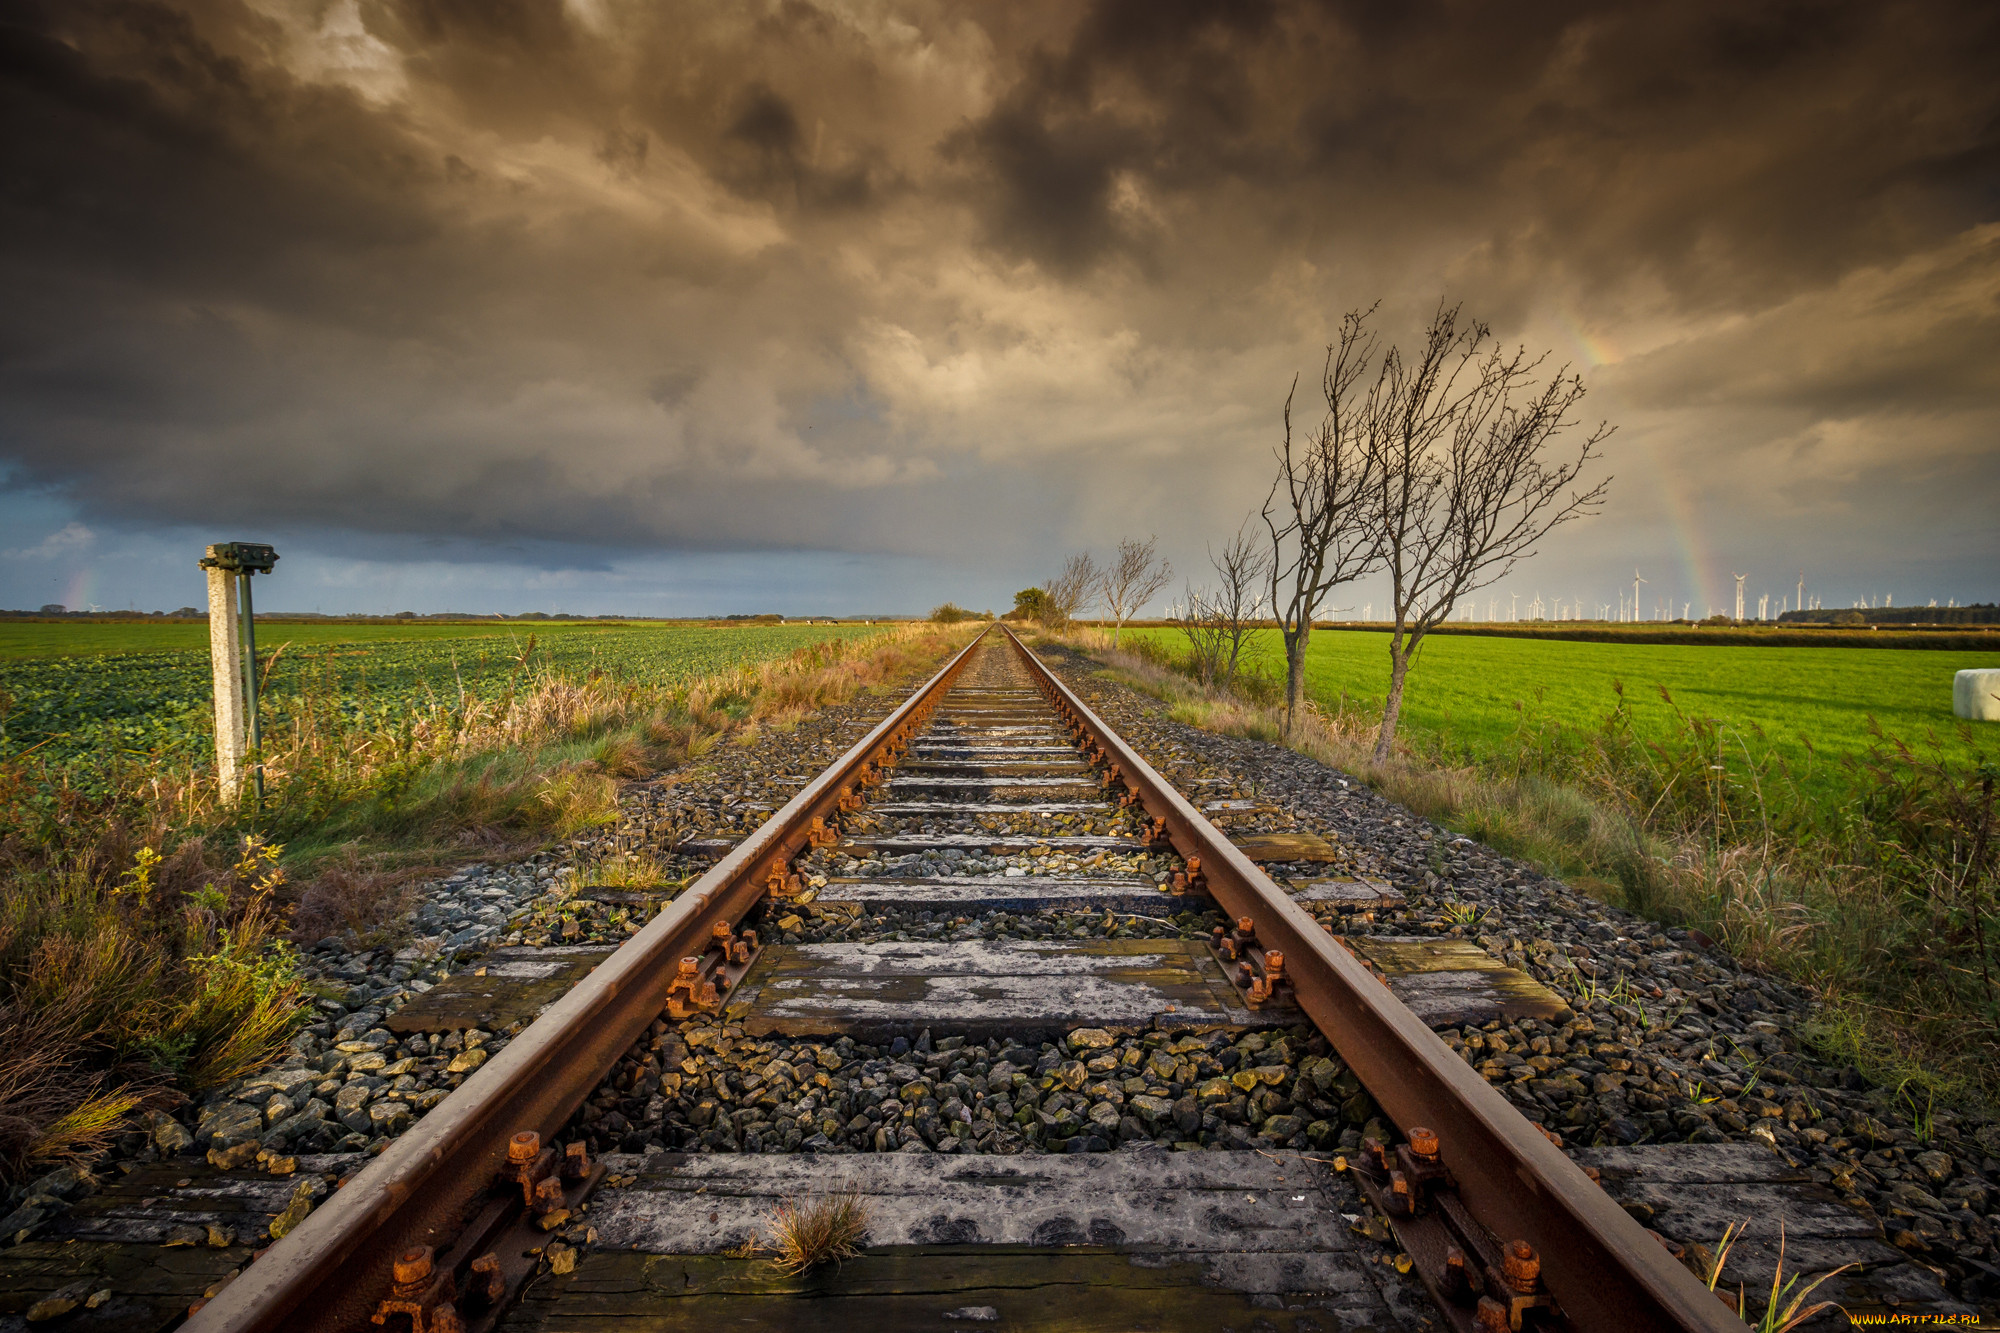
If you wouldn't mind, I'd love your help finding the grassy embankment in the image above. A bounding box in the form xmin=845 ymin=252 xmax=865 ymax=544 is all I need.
xmin=0 ymin=619 xmax=972 ymax=1181
xmin=1102 ymin=625 xmax=2000 ymax=1106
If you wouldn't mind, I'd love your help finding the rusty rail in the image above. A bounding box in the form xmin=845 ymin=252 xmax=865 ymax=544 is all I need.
xmin=1001 ymin=625 xmax=1740 ymax=1332
xmin=186 ymin=628 xmax=991 ymax=1333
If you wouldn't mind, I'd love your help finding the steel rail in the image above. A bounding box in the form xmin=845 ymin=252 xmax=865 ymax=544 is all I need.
xmin=1000 ymin=626 xmax=1740 ymax=1333
xmin=188 ymin=628 xmax=993 ymax=1333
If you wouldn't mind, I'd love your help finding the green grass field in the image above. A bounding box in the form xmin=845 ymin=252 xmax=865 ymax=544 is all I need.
xmin=0 ymin=617 xmax=859 ymax=660
xmin=0 ymin=622 xmax=889 ymax=788
xmin=1135 ymin=627 xmax=1999 ymax=790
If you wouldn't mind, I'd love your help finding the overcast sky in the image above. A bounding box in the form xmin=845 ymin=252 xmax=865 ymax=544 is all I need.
xmin=3 ymin=0 xmax=1996 ymax=618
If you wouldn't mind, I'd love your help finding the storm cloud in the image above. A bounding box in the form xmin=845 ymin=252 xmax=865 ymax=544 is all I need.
xmin=2 ymin=0 xmax=1996 ymax=612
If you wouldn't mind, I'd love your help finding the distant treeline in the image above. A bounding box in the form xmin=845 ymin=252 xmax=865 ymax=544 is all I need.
xmin=1371 ymin=624 xmax=2000 ymax=651
xmin=1088 ymin=618 xmax=1999 ymax=651
xmin=1777 ymin=604 xmax=1999 ymax=626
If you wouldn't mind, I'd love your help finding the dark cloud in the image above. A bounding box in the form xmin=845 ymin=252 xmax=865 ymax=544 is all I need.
xmin=0 ymin=0 xmax=1996 ymax=610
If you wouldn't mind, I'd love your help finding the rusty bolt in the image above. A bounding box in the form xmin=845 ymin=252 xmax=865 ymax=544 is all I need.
xmin=711 ymin=921 xmax=733 ymax=945
xmin=392 ymin=1246 xmax=433 ymax=1288
xmin=1236 ymin=915 xmax=1254 ymax=934
xmin=1474 ymin=1295 xmax=1512 ymax=1332
xmin=1408 ymin=1127 xmax=1439 ymax=1159
xmin=1502 ymin=1239 xmax=1541 ymax=1293
xmin=1264 ymin=949 xmax=1285 ymax=978
xmin=561 ymin=1140 xmax=591 ymax=1181
xmin=530 ymin=1175 xmax=565 ymax=1215
xmin=674 ymin=957 xmax=700 ymax=981
xmin=507 ymin=1131 xmax=540 ymax=1164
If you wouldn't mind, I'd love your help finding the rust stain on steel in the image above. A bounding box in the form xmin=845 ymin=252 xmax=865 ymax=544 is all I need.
xmin=185 ymin=630 xmax=991 ymax=1333
xmin=999 ymin=626 xmax=1739 ymax=1333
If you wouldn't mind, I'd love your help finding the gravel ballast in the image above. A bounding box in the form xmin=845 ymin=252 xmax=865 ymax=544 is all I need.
xmin=10 ymin=632 xmax=1994 ymax=1318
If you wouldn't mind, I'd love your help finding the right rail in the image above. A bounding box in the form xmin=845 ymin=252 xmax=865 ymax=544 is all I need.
xmin=1001 ymin=626 xmax=1739 ymax=1333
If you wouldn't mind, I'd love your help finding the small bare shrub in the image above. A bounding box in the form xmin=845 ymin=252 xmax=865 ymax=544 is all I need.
xmin=287 ymin=849 xmax=429 ymax=947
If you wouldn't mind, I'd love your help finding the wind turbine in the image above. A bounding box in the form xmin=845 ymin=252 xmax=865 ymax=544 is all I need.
xmin=1632 ymin=569 xmax=1647 ymax=623
xmin=1733 ymin=573 xmax=1747 ymax=622
xmin=1796 ymin=571 xmax=1804 ymax=615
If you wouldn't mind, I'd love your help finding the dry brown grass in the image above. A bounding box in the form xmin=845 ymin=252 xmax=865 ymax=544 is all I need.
xmin=764 ymin=1191 xmax=870 ymax=1274
xmin=286 ymin=850 xmax=442 ymax=948
xmin=275 ymin=625 xmax=978 ymax=945
xmin=0 ymin=845 xmax=306 ymax=1182
xmin=576 ymin=851 xmax=681 ymax=893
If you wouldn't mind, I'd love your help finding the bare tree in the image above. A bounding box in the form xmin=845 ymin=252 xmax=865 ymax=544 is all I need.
xmin=1366 ymin=303 xmax=1612 ymax=760
xmin=1207 ymin=523 xmax=1268 ymax=693
xmin=1261 ymin=309 xmax=1385 ymax=736
xmin=1176 ymin=584 xmax=1228 ymax=689
xmin=1097 ymin=535 xmax=1172 ymax=646
xmin=1043 ymin=551 xmax=1099 ymax=630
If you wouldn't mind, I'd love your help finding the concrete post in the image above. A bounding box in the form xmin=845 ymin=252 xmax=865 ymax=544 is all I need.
xmin=206 ymin=557 xmax=246 ymax=801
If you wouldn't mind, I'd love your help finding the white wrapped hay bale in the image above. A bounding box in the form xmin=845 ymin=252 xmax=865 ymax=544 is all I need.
xmin=1955 ymin=669 xmax=2000 ymax=721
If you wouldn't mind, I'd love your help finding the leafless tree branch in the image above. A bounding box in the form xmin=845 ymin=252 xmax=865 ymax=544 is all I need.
xmin=1261 ymin=305 xmax=1386 ymax=735
xmin=1098 ymin=535 xmax=1172 ymax=646
xmin=1043 ymin=551 xmax=1100 ymax=630
xmin=1176 ymin=583 xmax=1228 ymax=690
xmin=1208 ymin=522 xmax=1268 ymax=693
xmin=1367 ymin=301 xmax=1613 ymax=759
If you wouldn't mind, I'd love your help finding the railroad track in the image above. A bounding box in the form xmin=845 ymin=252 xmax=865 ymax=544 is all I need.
xmin=156 ymin=626 xmax=1749 ymax=1331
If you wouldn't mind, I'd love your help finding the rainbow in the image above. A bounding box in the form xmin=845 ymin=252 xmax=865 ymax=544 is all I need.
xmin=62 ymin=566 xmax=96 ymax=613
xmin=1555 ymin=309 xmax=1711 ymax=613
xmin=1644 ymin=447 xmax=1714 ymax=613
xmin=1555 ymin=309 xmax=1622 ymax=369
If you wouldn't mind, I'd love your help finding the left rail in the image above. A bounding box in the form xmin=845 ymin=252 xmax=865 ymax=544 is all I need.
xmin=186 ymin=629 xmax=990 ymax=1333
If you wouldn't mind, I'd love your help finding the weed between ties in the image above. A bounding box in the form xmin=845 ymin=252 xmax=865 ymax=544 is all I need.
xmin=755 ymin=1192 xmax=871 ymax=1275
